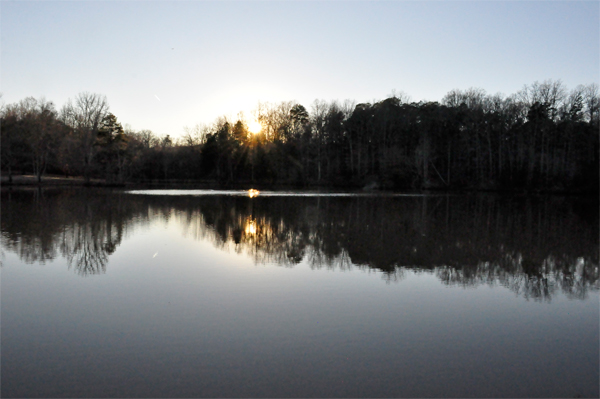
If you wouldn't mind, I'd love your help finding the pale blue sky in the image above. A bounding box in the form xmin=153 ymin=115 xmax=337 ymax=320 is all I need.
xmin=2 ymin=1 xmax=598 ymax=137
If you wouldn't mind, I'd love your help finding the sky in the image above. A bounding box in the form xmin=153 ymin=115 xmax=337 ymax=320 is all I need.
xmin=2 ymin=1 xmax=598 ymax=138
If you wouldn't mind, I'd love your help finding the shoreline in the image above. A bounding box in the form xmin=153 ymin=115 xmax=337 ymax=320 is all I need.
xmin=1 ymin=174 xmax=597 ymax=196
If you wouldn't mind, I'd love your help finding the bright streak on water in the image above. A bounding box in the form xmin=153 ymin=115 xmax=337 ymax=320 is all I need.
xmin=125 ymin=189 xmax=427 ymax=197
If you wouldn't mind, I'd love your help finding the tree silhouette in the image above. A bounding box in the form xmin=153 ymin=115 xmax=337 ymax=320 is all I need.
xmin=2 ymin=80 xmax=598 ymax=191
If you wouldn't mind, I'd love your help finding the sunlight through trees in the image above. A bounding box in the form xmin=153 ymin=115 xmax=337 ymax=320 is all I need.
xmin=2 ymin=80 xmax=598 ymax=191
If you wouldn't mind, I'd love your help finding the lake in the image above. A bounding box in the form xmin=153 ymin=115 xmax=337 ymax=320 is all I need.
xmin=1 ymin=187 xmax=598 ymax=398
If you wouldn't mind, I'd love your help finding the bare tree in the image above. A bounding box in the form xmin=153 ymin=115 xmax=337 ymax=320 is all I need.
xmin=584 ymin=83 xmax=599 ymax=126
xmin=60 ymin=92 xmax=109 ymax=183
xmin=182 ymin=124 xmax=210 ymax=146
xmin=254 ymin=101 xmax=295 ymax=142
xmin=1 ymin=101 xmax=22 ymax=183
xmin=389 ymin=89 xmax=411 ymax=104
xmin=1 ymin=97 xmax=60 ymax=182
xmin=310 ymin=99 xmax=328 ymax=181
xmin=29 ymin=98 xmax=59 ymax=182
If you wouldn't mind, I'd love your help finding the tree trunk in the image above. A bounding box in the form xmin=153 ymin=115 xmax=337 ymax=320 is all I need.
xmin=447 ymin=139 xmax=451 ymax=186
xmin=348 ymin=137 xmax=354 ymax=176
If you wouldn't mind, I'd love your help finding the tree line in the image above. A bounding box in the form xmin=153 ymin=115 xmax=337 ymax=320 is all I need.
xmin=2 ymin=80 xmax=598 ymax=191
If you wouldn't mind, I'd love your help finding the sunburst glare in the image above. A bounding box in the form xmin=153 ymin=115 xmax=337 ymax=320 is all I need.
xmin=248 ymin=121 xmax=262 ymax=134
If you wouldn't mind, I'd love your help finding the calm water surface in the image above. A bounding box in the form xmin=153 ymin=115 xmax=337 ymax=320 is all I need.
xmin=2 ymin=188 xmax=598 ymax=398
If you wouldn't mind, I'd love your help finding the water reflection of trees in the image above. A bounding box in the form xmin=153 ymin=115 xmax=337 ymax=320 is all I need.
xmin=170 ymin=194 xmax=598 ymax=300
xmin=1 ymin=188 xmax=150 ymax=276
xmin=2 ymin=189 xmax=598 ymax=300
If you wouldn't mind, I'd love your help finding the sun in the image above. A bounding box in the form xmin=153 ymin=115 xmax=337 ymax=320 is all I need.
xmin=248 ymin=121 xmax=262 ymax=134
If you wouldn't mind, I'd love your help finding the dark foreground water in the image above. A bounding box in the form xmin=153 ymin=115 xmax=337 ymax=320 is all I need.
xmin=1 ymin=188 xmax=598 ymax=398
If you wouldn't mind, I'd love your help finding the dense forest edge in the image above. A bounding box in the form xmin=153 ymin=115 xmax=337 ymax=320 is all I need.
xmin=1 ymin=80 xmax=598 ymax=192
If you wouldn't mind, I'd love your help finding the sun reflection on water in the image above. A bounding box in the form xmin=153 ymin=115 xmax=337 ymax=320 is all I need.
xmin=245 ymin=218 xmax=257 ymax=235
